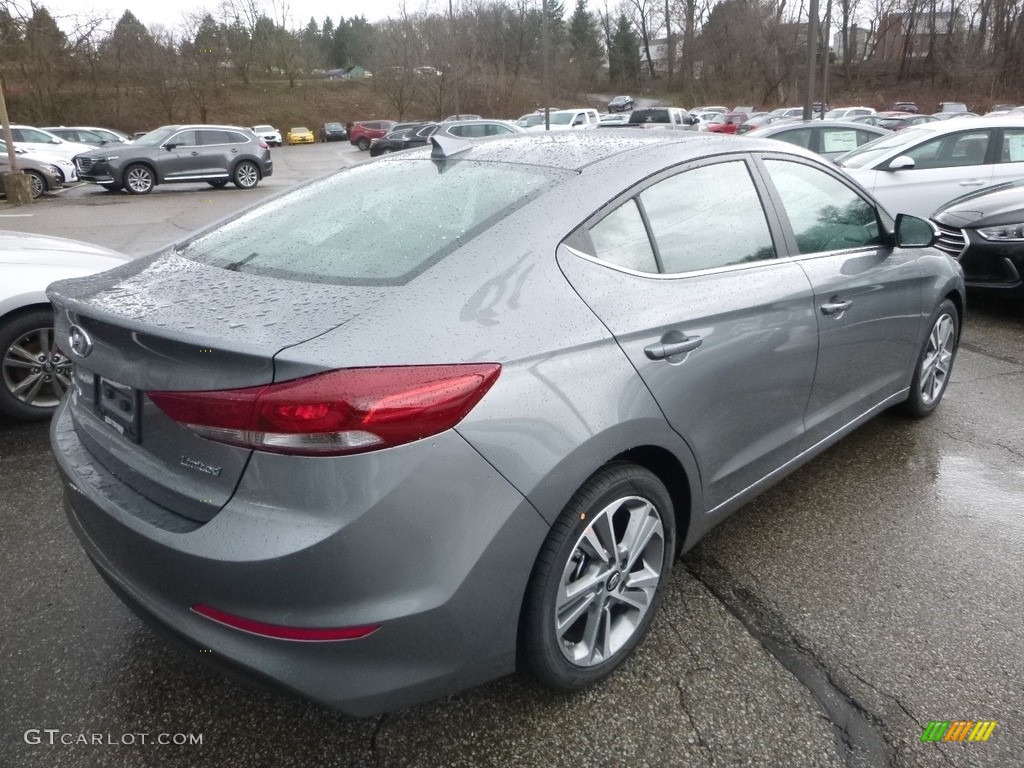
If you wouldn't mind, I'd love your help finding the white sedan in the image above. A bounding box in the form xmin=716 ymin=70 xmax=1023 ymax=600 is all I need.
xmin=7 ymin=125 xmax=94 ymax=162
xmin=835 ymin=116 xmax=1024 ymax=218
xmin=0 ymin=232 xmax=132 ymax=421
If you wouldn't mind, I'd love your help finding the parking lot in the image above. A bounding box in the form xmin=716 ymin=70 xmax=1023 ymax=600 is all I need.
xmin=1 ymin=142 xmax=1022 ymax=768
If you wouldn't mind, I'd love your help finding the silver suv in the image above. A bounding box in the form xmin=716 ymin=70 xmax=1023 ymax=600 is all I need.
xmin=73 ymin=124 xmax=273 ymax=195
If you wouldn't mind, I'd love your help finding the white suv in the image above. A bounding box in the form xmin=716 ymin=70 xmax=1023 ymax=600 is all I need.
xmin=524 ymin=109 xmax=600 ymax=131
xmin=250 ymin=124 xmax=283 ymax=147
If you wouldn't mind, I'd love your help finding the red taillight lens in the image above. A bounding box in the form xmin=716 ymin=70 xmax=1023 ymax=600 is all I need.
xmin=191 ymin=603 xmax=379 ymax=642
xmin=149 ymin=364 xmax=501 ymax=456
xmin=258 ymin=139 xmax=269 ymax=149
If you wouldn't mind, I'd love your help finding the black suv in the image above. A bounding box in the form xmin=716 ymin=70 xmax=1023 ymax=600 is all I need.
xmin=73 ymin=125 xmax=273 ymax=195
xmin=320 ymin=122 xmax=348 ymax=142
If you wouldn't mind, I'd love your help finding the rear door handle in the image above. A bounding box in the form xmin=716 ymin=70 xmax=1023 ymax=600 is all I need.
xmin=190 ymin=151 xmax=200 ymax=156
xmin=644 ymin=335 xmax=702 ymax=360
xmin=821 ymin=299 xmax=853 ymax=316
xmin=958 ymin=180 xmax=986 ymax=186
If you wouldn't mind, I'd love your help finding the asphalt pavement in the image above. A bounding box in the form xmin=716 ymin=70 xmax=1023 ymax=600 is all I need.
xmin=1 ymin=143 xmax=1021 ymax=768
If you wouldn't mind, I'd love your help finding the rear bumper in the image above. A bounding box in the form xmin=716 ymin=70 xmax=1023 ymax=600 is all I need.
xmin=51 ymin=401 xmax=549 ymax=716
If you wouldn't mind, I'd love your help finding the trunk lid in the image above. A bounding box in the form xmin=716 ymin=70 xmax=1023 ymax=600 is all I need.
xmin=48 ymin=253 xmax=384 ymax=525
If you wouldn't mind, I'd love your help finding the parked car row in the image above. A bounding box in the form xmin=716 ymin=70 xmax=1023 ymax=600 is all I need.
xmin=370 ymin=120 xmax=525 ymax=156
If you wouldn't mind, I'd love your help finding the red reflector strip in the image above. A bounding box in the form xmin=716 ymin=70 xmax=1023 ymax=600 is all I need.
xmin=191 ymin=603 xmax=380 ymax=642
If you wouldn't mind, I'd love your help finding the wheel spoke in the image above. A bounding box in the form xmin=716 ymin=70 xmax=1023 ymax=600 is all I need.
xmin=13 ymin=372 xmax=44 ymax=402
xmin=52 ymin=371 xmax=70 ymax=397
xmin=556 ymin=589 xmax=599 ymax=637
xmin=38 ymin=329 xmax=51 ymax=358
xmin=557 ymin=566 xmax=607 ymax=613
xmin=594 ymin=606 xmax=615 ymax=663
xmin=577 ymin=602 xmax=607 ymax=664
xmin=580 ymin=527 xmax=612 ymax=565
xmin=621 ymin=504 xmax=660 ymax=573
xmin=6 ymin=342 xmax=39 ymax=365
xmin=610 ymin=586 xmax=651 ymax=613
xmin=2 ymin=356 xmax=35 ymax=370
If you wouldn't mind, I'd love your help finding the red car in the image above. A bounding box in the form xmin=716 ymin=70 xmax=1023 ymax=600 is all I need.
xmin=704 ymin=111 xmax=749 ymax=134
xmin=348 ymin=120 xmax=397 ymax=151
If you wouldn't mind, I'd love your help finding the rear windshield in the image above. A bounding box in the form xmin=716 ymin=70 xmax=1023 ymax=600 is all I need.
xmin=629 ymin=110 xmax=670 ymax=124
xmin=180 ymin=158 xmax=570 ymax=285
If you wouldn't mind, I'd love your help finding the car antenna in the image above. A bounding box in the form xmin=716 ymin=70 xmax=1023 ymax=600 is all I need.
xmin=430 ymin=135 xmax=473 ymax=161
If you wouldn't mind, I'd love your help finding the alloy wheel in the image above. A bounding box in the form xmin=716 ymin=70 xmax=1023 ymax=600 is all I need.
xmin=2 ymin=325 xmax=71 ymax=410
xmin=919 ymin=312 xmax=955 ymax=406
xmin=555 ymin=495 xmax=666 ymax=666
xmin=125 ymin=165 xmax=154 ymax=194
xmin=234 ymin=162 xmax=259 ymax=189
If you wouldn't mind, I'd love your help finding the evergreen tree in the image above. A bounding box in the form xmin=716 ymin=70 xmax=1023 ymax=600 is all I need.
xmin=567 ymin=0 xmax=604 ymax=81
xmin=608 ymin=14 xmax=639 ymax=86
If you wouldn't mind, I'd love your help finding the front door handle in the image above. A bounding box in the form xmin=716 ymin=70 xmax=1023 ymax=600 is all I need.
xmin=821 ymin=299 xmax=853 ymax=316
xmin=644 ymin=335 xmax=702 ymax=360
xmin=958 ymin=180 xmax=986 ymax=186
xmin=190 ymin=151 xmax=200 ymax=156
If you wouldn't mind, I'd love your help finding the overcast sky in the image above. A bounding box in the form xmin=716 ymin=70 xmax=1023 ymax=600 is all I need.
xmin=39 ymin=0 xmax=437 ymax=32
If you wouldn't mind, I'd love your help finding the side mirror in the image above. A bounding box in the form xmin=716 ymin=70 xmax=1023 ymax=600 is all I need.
xmin=893 ymin=213 xmax=938 ymax=248
xmin=887 ymin=155 xmax=915 ymax=171
xmin=164 ymin=143 xmax=178 ymax=151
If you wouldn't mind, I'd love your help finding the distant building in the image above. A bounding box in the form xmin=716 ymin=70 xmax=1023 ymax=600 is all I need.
xmin=834 ymin=25 xmax=875 ymax=62
xmin=876 ymin=12 xmax=961 ymax=59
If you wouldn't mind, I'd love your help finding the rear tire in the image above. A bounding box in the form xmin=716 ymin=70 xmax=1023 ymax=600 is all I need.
xmin=357 ymin=137 xmax=370 ymax=151
xmin=899 ymin=298 xmax=959 ymax=417
xmin=232 ymin=161 xmax=260 ymax=189
xmin=521 ymin=462 xmax=675 ymax=691
xmin=0 ymin=307 xmax=71 ymax=422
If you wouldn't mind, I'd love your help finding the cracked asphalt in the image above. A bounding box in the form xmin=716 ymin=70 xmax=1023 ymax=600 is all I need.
xmin=2 ymin=144 xmax=1021 ymax=767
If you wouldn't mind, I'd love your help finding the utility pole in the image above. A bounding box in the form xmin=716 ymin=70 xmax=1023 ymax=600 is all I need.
xmin=802 ymin=0 xmax=819 ymax=122
xmin=449 ymin=0 xmax=459 ymax=119
xmin=820 ymin=0 xmax=831 ymax=119
xmin=542 ymin=0 xmax=550 ymax=130
xmin=1 ymin=82 xmax=18 ymax=171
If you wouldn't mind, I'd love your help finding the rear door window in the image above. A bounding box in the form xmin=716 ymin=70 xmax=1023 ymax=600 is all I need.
xmin=640 ymin=160 xmax=776 ymax=272
xmin=585 ymin=160 xmax=777 ymax=274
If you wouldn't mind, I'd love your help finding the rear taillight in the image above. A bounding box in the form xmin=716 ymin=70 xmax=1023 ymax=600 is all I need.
xmin=258 ymin=139 xmax=269 ymax=149
xmin=149 ymin=364 xmax=500 ymax=456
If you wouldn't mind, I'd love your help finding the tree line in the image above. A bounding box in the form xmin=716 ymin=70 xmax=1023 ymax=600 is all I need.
xmin=1 ymin=0 xmax=1020 ymax=127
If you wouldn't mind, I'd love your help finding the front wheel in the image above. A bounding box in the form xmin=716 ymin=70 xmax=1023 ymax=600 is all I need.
xmin=899 ymin=298 xmax=959 ymax=417
xmin=124 ymin=164 xmax=155 ymax=195
xmin=232 ymin=161 xmax=260 ymax=189
xmin=520 ymin=462 xmax=675 ymax=691
xmin=26 ymin=171 xmax=47 ymax=199
xmin=0 ymin=307 xmax=71 ymax=422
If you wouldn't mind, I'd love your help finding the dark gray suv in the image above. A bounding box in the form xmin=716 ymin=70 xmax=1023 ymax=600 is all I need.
xmin=73 ymin=124 xmax=273 ymax=195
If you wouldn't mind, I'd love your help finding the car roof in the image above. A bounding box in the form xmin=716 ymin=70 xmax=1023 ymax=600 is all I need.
xmin=385 ymin=130 xmax=819 ymax=172
xmin=754 ymin=120 xmax=887 ymax=134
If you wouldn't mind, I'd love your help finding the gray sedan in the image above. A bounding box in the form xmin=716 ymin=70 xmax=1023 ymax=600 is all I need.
xmin=48 ymin=132 xmax=964 ymax=717
xmin=744 ymin=119 xmax=889 ymax=159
